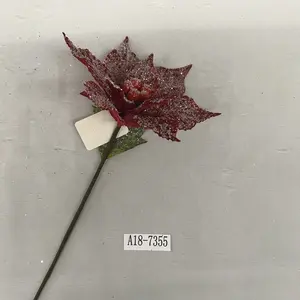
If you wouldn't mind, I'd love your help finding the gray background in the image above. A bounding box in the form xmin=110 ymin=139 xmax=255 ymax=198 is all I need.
xmin=1 ymin=1 xmax=300 ymax=299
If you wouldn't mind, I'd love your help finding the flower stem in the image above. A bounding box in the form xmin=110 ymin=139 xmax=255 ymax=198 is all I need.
xmin=33 ymin=126 xmax=121 ymax=300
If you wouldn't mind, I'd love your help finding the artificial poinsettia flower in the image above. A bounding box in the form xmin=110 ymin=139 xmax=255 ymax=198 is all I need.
xmin=63 ymin=33 xmax=220 ymax=141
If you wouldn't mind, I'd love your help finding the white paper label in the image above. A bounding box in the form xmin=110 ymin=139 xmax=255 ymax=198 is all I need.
xmin=75 ymin=111 xmax=128 ymax=150
xmin=124 ymin=234 xmax=171 ymax=251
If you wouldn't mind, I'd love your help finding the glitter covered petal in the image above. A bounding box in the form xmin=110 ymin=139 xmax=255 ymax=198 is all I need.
xmin=124 ymin=98 xmax=178 ymax=140
xmin=81 ymin=81 xmax=125 ymax=126
xmin=168 ymin=96 xmax=221 ymax=130
xmin=105 ymin=79 xmax=136 ymax=112
xmin=126 ymin=58 xmax=158 ymax=89
xmin=130 ymin=97 xmax=169 ymax=115
xmin=155 ymin=65 xmax=192 ymax=98
xmin=63 ymin=34 xmax=221 ymax=141
xmin=125 ymin=96 xmax=220 ymax=141
xmin=138 ymin=116 xmax=180 ymax=141
xmin=146 ymin=54 xmax=154 ymax=67
xmin=116 ymin=37 xmax=139 ymax=68
xmin=63 ymin=33 xmax=109 ymax=88
xmin=125 ymin=113 xmax=180 ymax=141
xmin=104 ymin=37 xmax=139 ymax=85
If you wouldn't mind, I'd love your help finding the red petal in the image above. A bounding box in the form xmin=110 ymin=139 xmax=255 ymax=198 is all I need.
xmin=140 ymin=87 xmax=152 ymax=100
xmin=63 ymin=33 xmax=109 ymax=89
xmin=124 ymin=113 xmax=179 ymax=141
xmin=154 ymin=64 xmax=192 ymax=98
xmin=124 ymin=98 xmax=179 ymax=140
xmin=126 ymin=58 xmax=158 ymax=89
xmin=105 ymin=79 xmax=136 ymax=112
xmin=80 ymin=91 xmax=89 ymax=97
xmin=109 ymin=110 xmax=125 ymax=126
xmin=113 ymin=38 xmax=157 ymax=87
xmin=117 ymin=37 xmax=136 ymax=63
xmin=131 ymin=98 xmax=169 ymax=115
xmin=173 ymin=96 xmax=221 ymax=130
xmin=127 ymin=89 xmax=140 ymax=101
xmin=130 ymin=78 xmax=143 ymax=90
xmin=146 ymin=54 xmax=154 ymax=67
xmin=143 ymin=95 xmax=220 ymax=131
xmin=104 ymin=37 xmax=139 ymax=85
xmin=122 ymin=80 xmax=131 ymax=93
xmin=124 ymin=96 xmax=220 ymax=141
xmin=82 ymin=81 xmax=125 ymax=126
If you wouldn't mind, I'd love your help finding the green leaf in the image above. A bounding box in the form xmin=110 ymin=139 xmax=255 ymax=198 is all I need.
xmin=93 ymin=106 xmax=147 ymax=158
xmin=99 ymin=128 xmax=147 ymax=158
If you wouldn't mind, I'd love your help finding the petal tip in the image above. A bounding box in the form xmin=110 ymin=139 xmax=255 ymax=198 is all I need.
xmin=62 ymin=32 xmax=69 ymax=41
xmin=80 ymin=91 xmax=89 ymax=97
xmin=182 ymin=64 xmax=192 ymax=76
xmin=167 ymin=135 xmax=180 ymax=142
xmin=62 ymin=32 xmax=73 ymax=49
xmin=146 ymin=53 xmax=154 ymax=65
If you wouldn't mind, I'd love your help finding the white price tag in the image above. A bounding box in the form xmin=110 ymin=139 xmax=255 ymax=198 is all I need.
xmin=124 ymin=234 xmax=171 ymax=251
xmin=75 ymin=111 xmax=128 ymax=150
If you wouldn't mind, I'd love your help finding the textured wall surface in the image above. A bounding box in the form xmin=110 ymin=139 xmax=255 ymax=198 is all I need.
xmin=1 ymin=1 xmax=300 ymax=299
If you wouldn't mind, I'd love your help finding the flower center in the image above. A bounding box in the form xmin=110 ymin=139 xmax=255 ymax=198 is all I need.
xmin=122 ymin=79 xmax=153 ymax=101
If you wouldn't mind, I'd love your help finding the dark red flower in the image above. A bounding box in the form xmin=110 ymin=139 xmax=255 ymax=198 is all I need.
xmin=63 ymin=33 xmax=220 ymax=141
